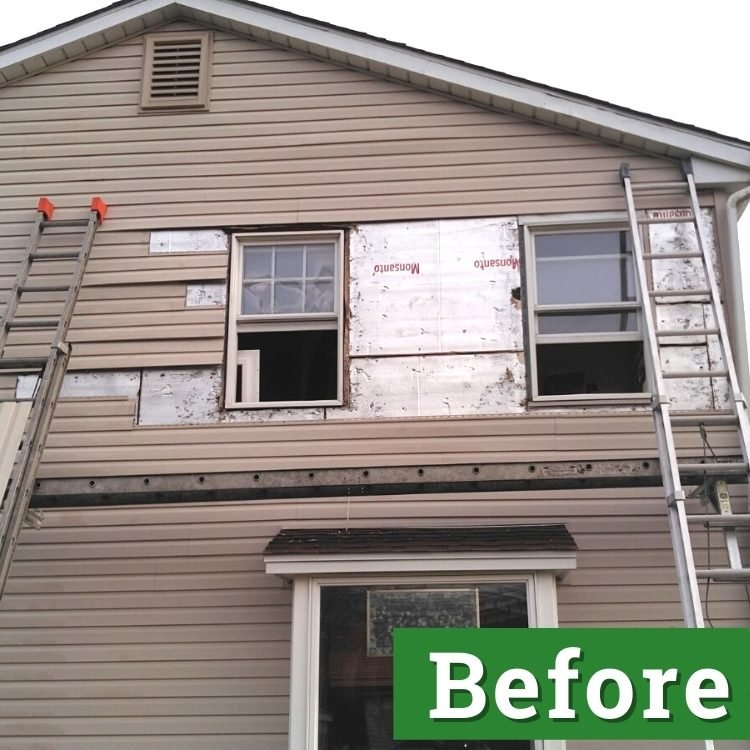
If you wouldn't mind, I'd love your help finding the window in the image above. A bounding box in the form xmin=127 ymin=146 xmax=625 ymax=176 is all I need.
xmin=525 ymin=223 xmax=645 ymax=400
xmin=226 ymin=232 xmax=344 ymax=408
xmin=140 ymin=32 xmax=212 ymax=111
xmin=265 ymin=525 xmax=575 ymax=750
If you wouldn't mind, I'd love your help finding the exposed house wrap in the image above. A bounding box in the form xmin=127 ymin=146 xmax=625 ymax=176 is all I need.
xmin=0 ymin=2 xmax=748 ymax=750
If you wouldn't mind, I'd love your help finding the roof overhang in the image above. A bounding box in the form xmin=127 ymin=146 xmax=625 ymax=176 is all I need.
xmin=2 ymin=0 xmax=750 ymax=177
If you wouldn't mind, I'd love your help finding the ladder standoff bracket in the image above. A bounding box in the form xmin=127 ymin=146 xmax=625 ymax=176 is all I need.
xmin=652 ymin=393 xmax=670 ymax=408
xmin=619 ymin=163 xmax=631 ymax=184
xmin=36 ymin=197 xmax=54 ymax=221
xmin=732 ymin=391 xmax=747 ymax=406
xmin=668 ymin=490 xmax=687 ymax=506
xmin=90 ymin=197 xmax=108 ymax=222
xmin=53 ymin=342 xmax=70 ymax=356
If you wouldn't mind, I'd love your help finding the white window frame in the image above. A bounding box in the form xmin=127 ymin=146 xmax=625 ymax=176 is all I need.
xmin=226 ymin=231 xmax=344 ymax=408
xmin=523 ymin=213 xmax=648 ymax=404
xmin=265 ymin=548 xmax=576 ymax=750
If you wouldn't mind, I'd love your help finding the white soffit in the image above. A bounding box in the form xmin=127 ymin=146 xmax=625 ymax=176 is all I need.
xmin=1 ymin=0 xmax=750 ymax=170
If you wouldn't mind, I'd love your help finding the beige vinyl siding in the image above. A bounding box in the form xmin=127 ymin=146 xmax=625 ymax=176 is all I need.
xmin=0 ymin=229 xmax=226 ymax=370
xmin=36 ymin=403 xmax=740 ymax=478
xmin=0 ymin=23 xmax=696 ymax=371
xmin=0 ymin=493 xmax=747 ymax=748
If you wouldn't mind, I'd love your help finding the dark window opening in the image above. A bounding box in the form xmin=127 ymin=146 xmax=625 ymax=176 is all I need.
xmin=319 ymin=584 xmax=530 ymax=750
xmin=537 ymin=341 xmax=644 ymax=396
xmin=238 ymin=329 xmax=337 ymax=402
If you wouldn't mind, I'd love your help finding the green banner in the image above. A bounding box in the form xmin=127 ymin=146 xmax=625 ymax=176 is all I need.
xmin=393 ymin=628 xmax=750 ymax=740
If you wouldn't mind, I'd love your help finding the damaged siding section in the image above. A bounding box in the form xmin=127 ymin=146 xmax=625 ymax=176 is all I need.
xmin=350 ymin=218 xmax=521 ymax=355
xmin=344 ymin=217 xmax=525 ymax=418
xmin=649 ymin=209 xmax=727 ymax=410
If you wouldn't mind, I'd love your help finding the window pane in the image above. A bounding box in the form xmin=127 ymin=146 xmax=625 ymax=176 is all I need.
xmin=305 ymin=280 xmax=335 ymax=313
xmin=537 ymin=256 xmax=636 ymax=304
xmin=243 ymin=247 xmax=272 ymax=279
xmin=307 ymin=243 xmax=336 ymax=278
xmin=273 ymin=281 xmax=303 ymax=313
xmin=538 ymin=311 xmax=638 ymax=334
xmin=536 ymin=230 xmax=630 ymax=258
xmin=537 ymin=341 xmax=644 ymax=395
xmin=275 ymin=246 xmax=304 ymax=278
xmin=318 ymin=583 xmax=529 ymax=750
xmin=241 ymin=282 xmax=271 ymax=314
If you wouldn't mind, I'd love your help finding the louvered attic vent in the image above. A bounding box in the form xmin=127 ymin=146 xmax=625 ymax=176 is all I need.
xmin=140 ymin=32 xmax=212 ymax=111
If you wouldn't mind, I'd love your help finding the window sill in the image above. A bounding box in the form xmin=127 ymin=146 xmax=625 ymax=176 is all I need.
xmin=225 ymin=400 xmax=342 ymax=410
xmin=528 ymin=393 xmax=651 ymax=409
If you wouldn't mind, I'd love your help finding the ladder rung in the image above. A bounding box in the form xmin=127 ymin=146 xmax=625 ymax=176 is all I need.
xmin=642 ymin=252 xmax=702 ymax=260
xmin=29 ymin=250 xmax=80 ymax=260
xmin=631 ymin=181 xmax=689 ymax=192
xmin=656 ymin=328 xmax=719 ymax=338
xmin=670 ymin=413 xmax=738 ymax=427
xmin=0 ymin=356 xmax=48 ymax=370
xmin=5 ymin=318 xmax=59 ymax=330
xmin=695 ymin=568 xmax=750 ymax=581
xmin=678 ymin=461 xmax=748 ymax=475
xmin=637 ymin=216 xmax=695 ymax=225
xmin=40 ymin=218 xmax=89 ymax=228
xmin=649 ymin=288 xmax=710 ymax=298
xmin=687 ymin=514 xmax=750 ymax=527
xmin=18 ymin=284 xmax=70 ymax=294
xmin=662 ymin=369 xmax=728 ymax=379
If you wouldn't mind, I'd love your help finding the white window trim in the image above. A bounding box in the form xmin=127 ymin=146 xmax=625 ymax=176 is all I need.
xmin=226 ymin=231 xmax=344 ymax=408
xmin=265 ymin=549 xmax=575 ymax=750
xmin=523 ymin=214 xmax=649 ymax=404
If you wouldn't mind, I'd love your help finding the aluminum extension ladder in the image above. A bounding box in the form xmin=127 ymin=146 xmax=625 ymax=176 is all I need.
xmin=0 ymin=196 xmax=106 ymax=598
xmin=621 ymin=162 xmax=750 ymax=633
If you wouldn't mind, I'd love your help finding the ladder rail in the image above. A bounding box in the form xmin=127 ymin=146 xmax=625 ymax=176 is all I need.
xmin=621 ymin=165 xmax=706 ymax=628
xmin=0 ymin=211 xmax=45 ymax=357
xmin=0 ymin=197 xmax=106 ymax=598
xmin=0 ymin=347 xmax=69 ymax=595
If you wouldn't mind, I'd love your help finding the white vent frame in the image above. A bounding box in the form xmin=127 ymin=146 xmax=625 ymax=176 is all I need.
xmin=140 ymin=31 xmax=212 ymax=111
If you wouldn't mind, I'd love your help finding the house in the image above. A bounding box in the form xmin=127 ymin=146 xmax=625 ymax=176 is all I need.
xmin=0 ymin=1 xmax=749 ymax=748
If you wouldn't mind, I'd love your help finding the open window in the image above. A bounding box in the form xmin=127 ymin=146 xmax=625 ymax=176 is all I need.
xmin=525 ymin=223 xmax=646 ymax=401
xmin=226 ymin=232 xmax=344 ymax=408
xmin=265 ymin=525 xmax=576 ymax=750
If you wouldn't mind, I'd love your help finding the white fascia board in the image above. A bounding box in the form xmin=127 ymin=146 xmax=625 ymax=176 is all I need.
xmin=2 ymin=0 xmax=749 ymax=171
xmin=189 ymin=0 xmax=750 ymax=170
xmin=264 ymin=551 xmax=577 ymax=578
xmin=0 ymin=0 xmax=172 ymax=71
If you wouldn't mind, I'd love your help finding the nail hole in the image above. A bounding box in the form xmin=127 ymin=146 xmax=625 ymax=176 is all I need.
xmin=253 ymin=474 xmax=260 ymax=482
xmin=643 ymin=461 xmax=650 ymax=469
xmin=363 ymin=470 xmax=370 ymax=478
xmin=308 ymin=472 xmax=315 ymax=479
xmin=89 ymin=480 xmax=95 ymax=487
xmin=198 ymin=476 xmax=205 ymax=483
xmin=585 ymin=463 xmax=592 ymax=471
xmin=528 ymin=465 xmax=536 ymax=473
xmin=35 ymin=481 xmax=41 ymax=489
xmin=417 ymin=468 xmax=424 ymax=476
xmin=472 ymin=467 xmax=480 ymax=474
xmin=143 ymin=478 xmax=150 ymax=485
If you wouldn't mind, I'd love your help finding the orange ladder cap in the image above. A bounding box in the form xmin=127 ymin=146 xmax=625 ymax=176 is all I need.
xmin=90 ymin=197 xmax=108 ymax=222
xmin=37 ymin=197 xmax=55 ymax=221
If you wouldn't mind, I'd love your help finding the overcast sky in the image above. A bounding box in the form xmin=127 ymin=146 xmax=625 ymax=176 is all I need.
xmin=3 ymin=0 xmax=750 ymax=337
